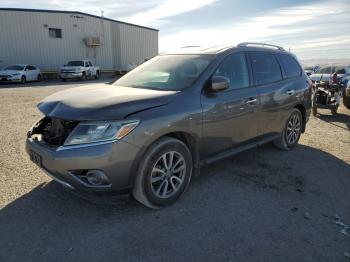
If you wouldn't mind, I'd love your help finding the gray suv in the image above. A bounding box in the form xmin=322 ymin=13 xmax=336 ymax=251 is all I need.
xmin=26 ymin=43 xmax=312 ymax=208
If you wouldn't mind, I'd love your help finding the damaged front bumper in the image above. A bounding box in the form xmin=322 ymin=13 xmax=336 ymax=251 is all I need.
xmin=26 ymin=120 xmax=141 ymax=194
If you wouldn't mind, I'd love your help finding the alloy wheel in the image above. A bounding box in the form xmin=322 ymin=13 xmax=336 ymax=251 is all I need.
xmin=150 ymin=151 xmax=186 ymax=199
xmin=286 ymin=113 xmax=301 ymax=145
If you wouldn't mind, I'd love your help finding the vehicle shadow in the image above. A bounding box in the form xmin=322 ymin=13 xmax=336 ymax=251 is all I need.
xmin=317 ymin=112 xmax=350 ymax=130
xmin=1 ymin=144 xmax=350 ymax=261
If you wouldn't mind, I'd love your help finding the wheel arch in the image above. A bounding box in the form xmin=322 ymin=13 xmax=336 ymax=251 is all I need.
xmin=128 ymin=131 xmax=200 ymax=188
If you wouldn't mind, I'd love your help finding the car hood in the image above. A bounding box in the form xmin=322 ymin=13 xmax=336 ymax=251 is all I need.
xmin=0 ymin=70 xmax=21 ymax=75
xmin=38 ymin=84 xmax=178 ymax=120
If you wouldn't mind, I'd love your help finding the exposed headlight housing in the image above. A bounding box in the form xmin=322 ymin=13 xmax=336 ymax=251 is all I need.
xmin=64 ymin=120 xmax=139 ymax=146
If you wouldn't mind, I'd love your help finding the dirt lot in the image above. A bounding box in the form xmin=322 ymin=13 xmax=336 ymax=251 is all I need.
xmin=0 ymin=81 xmax=349 ymax=262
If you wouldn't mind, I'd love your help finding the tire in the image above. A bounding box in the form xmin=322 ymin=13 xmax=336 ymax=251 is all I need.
xmin=21 ymin=76 xmax=26 ymax=84
xmin=273 ymin=109 xmax=303 ymax=150
xmin=81 ymin=72 xmax=86 ymax=81
xmin=132 ymin=137 xmax=193 ymax=209
xmin=94 ymin=71 xmax=100 ymax=79
xmin=312 ymin=106 xmax=317 ymax=116
xmin=331 ymin=107 xmax=338 ymax=115
xmin=343 ymin=96 xmax=350 ymax=109
xmin=37 ymin=74 xmax=42 ymax=82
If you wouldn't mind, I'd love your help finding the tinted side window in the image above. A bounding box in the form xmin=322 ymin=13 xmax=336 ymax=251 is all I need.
xmin=318 ymin=67 xmax=332 ymax=74
xmin=250 ymin=52 xmax=282 ymax=85
xmin=214 ymin=52 xmax=249 ymax=90
xmin=278 ymin=54 xmax=301 ymax=78
xmin=336 ymin=68 xmax=345 ymax=74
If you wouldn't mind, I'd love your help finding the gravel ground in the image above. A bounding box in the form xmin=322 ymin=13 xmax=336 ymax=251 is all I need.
xmin=0 ymin=81 xmax=349 ymax=262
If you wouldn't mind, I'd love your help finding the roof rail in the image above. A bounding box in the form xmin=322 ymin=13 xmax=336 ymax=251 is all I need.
xmin=237 ymin=42 xmax=285 ymax=51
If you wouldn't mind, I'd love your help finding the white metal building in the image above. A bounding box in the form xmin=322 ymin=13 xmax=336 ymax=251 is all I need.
xmin=0 ymin=8 xmax=159 ymax=71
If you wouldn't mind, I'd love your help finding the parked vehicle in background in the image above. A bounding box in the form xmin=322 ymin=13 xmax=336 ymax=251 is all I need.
xmin=26 ymin=43 xmax=312 ymax=209
xmin=309 ymin=65 xmax=350 ymax=84
xmin=304 ymin=65 xmax=319 ymax=76
xmin=343 ymin=76 xmax=350 ymax=109
xmin=59 ymin=60 xmax=100 ymax=81
xmin=0 ymin=64 xmax=42 ymax=83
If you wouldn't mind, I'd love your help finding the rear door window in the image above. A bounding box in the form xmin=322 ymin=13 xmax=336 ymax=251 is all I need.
xmin=214 ymin=52 xmax=249 ymax=90
xmin=249 ymin=52 xmax=282 ymax=85
xmin=277 ymin=54 xmax=301 ymax=78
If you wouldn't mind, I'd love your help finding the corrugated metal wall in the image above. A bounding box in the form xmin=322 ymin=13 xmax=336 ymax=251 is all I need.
xmin=0 ymin=10 xmax=158 ymax=71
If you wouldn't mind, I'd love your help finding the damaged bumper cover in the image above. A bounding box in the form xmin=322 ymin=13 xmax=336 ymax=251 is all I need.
xmin=26 ymin=118 xmax=141 ymax=193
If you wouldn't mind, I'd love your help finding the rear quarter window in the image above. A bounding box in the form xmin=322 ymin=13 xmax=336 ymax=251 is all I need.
xmin=249 ymin=52 xmax=282 ymax=85
xmin=277 ymin=54 xmax=302 ymax=78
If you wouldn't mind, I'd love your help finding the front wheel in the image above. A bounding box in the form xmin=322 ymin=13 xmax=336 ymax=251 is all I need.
xmin=81 ymin=72 xmax=86 ymax=81
xmin=133 ymin=137 xmax=193 ymax=209
xmin=37 ymin=74 xmax=42 ymax=82
xmin=312 ymin=106 xmax=317 ymax=116
xmin=273 ymin=109 xmax=303 ymax=150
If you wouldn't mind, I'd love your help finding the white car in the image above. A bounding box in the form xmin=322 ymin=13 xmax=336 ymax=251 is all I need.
xmin=0 ymin=64 xmax=42 ymax=84
xmin=309 ymin=65 xmax=350 ymax=84
xmin=59 ymin=60 xmax=100 ymax=81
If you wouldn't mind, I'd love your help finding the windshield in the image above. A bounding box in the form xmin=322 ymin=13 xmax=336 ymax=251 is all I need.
xmin=4 ymin=65 xmax=24 ymax=71
xmin=114 ymin=55 xmax=214 ymax=91
xmin=67 ymin=61 xmax=84 ymax=66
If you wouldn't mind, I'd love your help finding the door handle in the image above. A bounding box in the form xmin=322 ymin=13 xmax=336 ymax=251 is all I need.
xmin=246 ymin=98 xmax=257 ymax=104
xmin=287 ymin=89 xmax=295 ymax=95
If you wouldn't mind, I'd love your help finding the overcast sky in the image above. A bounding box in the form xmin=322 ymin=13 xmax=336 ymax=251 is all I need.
xmin=1 ymin=0 xmax=349 ymax=60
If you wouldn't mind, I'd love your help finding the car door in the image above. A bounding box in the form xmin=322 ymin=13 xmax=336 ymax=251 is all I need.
xmin=200 ymin=52 xmax=259 ymax=158
xmin=28 ymin=65 xmax=37 ymax=81
xmin=248 ymin=51 xmax=298 ymax=136
xmin=23 ymin=66 xmax=31 ymax=81
xmin=85 ymin=61 xmax=92 ymax=76
xmin=30 ymin=65 xmax=39 ymax=80
xmin=88 ymin=61 xmax=95 ymax=75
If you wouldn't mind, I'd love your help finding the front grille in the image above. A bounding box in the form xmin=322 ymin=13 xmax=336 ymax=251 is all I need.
xmin=61 ymin=70 xmax=76 ymax=73
xmin=29 ymin=117 xmax=78 ymax=147
xmin=0 ymin=75 xmax=10 ymax=78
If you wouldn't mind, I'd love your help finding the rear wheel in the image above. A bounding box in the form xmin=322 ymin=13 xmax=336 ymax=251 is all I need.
xmin=273 ymin=109 xmax=302 ymax=150
xmin=21 ymin=76 xmax=26 ymax=84
xmin=132 ymin=137 xmax=193 ymax=209
xmin=94 ymin=71 xmax=100 ymax=79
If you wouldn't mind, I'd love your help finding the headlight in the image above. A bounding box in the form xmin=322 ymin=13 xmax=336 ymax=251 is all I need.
xmin=11 ymin=73 xmax=20 ymax=76
xmin=64 ymin=120 xmax=139 ymax=146
xmin=75 ymin=68 xmax=82 ymax=72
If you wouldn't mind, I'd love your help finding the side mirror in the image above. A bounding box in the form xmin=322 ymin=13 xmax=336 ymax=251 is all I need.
xmin=210 ymin=76 xmax=230 ymax=92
